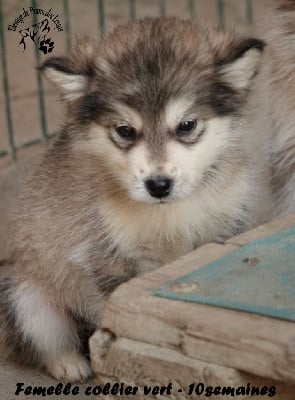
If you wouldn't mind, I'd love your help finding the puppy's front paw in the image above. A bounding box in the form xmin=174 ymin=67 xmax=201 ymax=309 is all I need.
xmin=47 ymin=353 xmax=93 ymax=382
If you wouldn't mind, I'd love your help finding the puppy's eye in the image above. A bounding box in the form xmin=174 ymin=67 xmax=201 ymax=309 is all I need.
xmin=176 ymin=119 xmax=197 ymax=136
xmin=115 ymin=125 xmax=137 ymax=141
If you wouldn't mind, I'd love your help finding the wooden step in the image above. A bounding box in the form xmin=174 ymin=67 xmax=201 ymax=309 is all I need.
xmin=90 ymin=213 xmax=295 ymax=398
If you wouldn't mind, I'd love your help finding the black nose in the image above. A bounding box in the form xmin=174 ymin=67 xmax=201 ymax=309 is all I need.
xmin=145 ymin=177 xmax=173 ymax=199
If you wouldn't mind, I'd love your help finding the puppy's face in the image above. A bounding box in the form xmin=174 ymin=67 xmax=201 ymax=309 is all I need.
xmin=42 ymin=18 xmax=264 ymax=204
xmin=84 ymin=101 xmax=233 ymax=204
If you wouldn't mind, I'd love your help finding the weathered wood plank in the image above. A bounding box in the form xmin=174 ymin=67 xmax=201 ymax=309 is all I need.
xmin=95 ymin=215 xmax=295 ymax=384
xmin=226 ymin=212 xmax=295 ymax=246
xmin=90 ymin=333 xmax=295 ymax=400
xmin=101 ymin=285 xmax=295 ymax=383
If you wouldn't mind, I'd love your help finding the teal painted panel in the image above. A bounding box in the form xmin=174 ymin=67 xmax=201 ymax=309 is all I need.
xmin=154 ymin=226 xmax=295 ymax=321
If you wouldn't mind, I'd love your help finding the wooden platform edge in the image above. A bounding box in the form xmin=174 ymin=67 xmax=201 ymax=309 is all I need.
xmin=90 ymin=332 xmax=295 ymax=400
xmin=92 ymin=213 xmax=295 ymax=384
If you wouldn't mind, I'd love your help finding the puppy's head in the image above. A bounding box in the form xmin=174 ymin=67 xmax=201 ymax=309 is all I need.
xmin=41 ymin=18 xmax=264 ymax=204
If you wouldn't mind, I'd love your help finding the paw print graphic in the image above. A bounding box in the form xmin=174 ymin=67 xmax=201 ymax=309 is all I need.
xmin=39 ymin=38 xmax=55 ymax=54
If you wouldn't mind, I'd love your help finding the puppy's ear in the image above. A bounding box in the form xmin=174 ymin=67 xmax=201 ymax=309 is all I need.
xmin=40 ymin=39 xmax=97 ymax=101
xmin=40 ymin=57 xmax=88 ymax=101
xmin=218 ymin=38 xmax=265 ymax=90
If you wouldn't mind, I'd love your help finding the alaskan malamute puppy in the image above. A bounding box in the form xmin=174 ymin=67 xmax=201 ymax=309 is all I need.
xmin=250 ymin=0 xmax=295 ymax=216
xmin=0 ymin=17 xmax=274 ymax=381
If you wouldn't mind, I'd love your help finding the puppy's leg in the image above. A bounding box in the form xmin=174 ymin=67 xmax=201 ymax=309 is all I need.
xmin=12 ymin=281 xmax=93 ymax=382
xmin=46 ymin=353 xmax=93 ymax=382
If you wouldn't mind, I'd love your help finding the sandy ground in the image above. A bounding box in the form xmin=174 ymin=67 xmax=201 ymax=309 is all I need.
xmin=0 ymin=0 xmax=276 ymax=397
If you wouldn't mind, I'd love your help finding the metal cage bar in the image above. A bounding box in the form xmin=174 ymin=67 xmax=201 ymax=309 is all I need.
xmin=188 ymin=0 xmax=195 ymax=17
xmin=0 ymin=0 xmax=16 ymax=160
xmin=159 ymin=0 xmax=166 ymax=17
xmin=217 ymin=0 xmax=225 ymax=28
xmin=246 ymin=0 xmax=253 ymax=24
xmin=31 ymin=0 xmax=49 ymax=141
xmin=63 ymin=0 xmax=72 ymax=49
xmin=97 ymin=0 xmax=105 ymax=36
xmin=129 ymin=0 xmax=136 ymax=20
